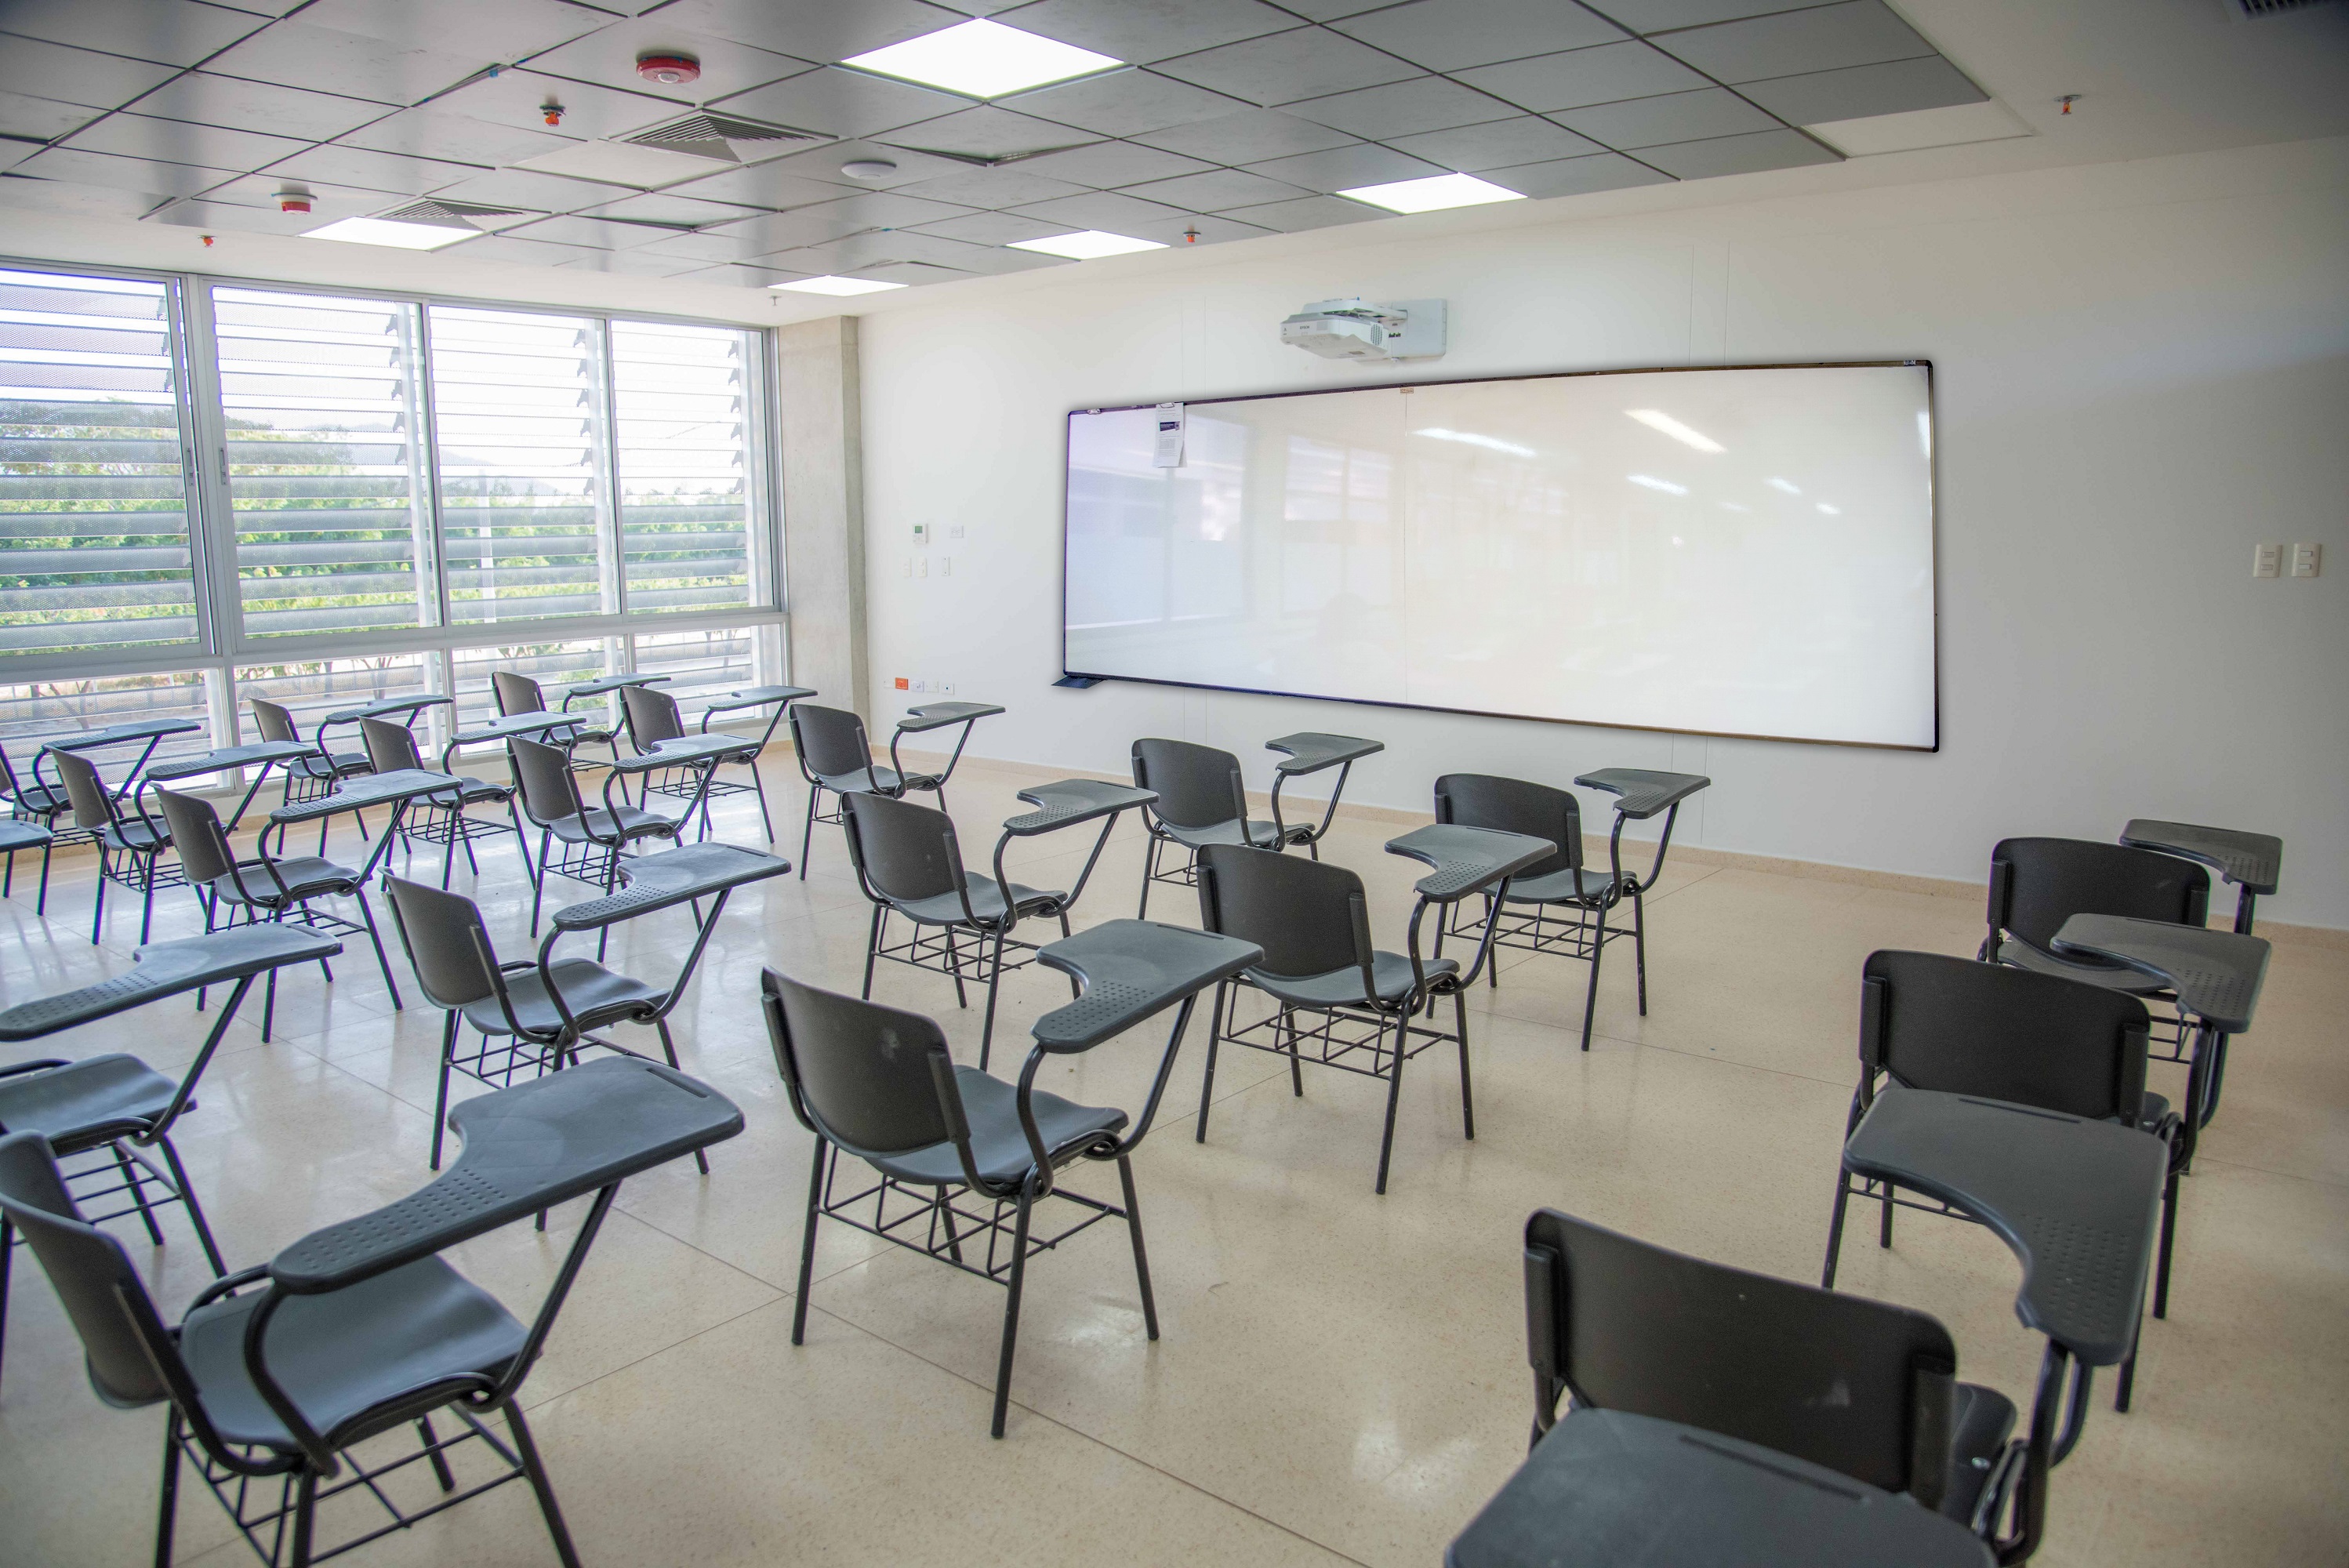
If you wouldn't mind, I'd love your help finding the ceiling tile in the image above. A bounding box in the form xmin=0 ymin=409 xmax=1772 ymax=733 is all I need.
xmin=2 ymin=135 xmax=50 ymax=172
xmin=698 ymin=208 xmax=873 ymax=254
xmin=996 ymin=68 xmax=1250 ymax=138
xmin=1128 ymin=107 xmax=1352 ymax=162
xmin=1153 ymin=27 xmax=1418 ymax=107
xmin=851 ymin=260 xmax=982 ymax=285
xmin=1806 ymin=96 xmax=2025 ymax=154
xmin=929 ymin=0 xmax=1036 ymax=14
xmin=781 ymin=189 xmax=978 ymax=227
xmin=423 ymin=167 xmax=640 ymax=210
xmin=884 ymin=106 xmax=1092 ymax=158
xmin=1009 ymin=139 xmax=1212 ymax=187
xmin=1004 ymin=188 xmax=1193 ymax=230
xmin=0 ymin=0 xmax=266 ymax=67
xmin=11 ymin=144 xmax=235 ymax=197
xmin=906 ymin=208 xmax=1066 ymax=244
xmin=1213 ymin=192 xmax=1378 ymax=230
xmin=630 ymin=0 xmax=962 ymax=64
xmin=444 ymin=232 xmax=615 ymax=266
xmin=339 ymin=107 xmax=575 ymax=166
xmin=675 ymin=262 xmax=815 ymax=288
xmin=0 ymin=172 xmax=162 ymax=216
xmin=1482 ymin=149 xmax=1671 ymax=197
xmin=1454 ymin=41 xmax=1710 ymax=113
xmin=771 ymin=229 xmax=1004 ymax=269
xmin=659 ymin=161 xmax=866 ymax=208
xmin=521 ymin=24 xmax=813 ymax=107
xmin=1282 ymin=77 xmax=1519 ymax=140
xmin=634 ymin=227 xmax=782 ymax=262
xmin=1654 ymin=1 xmax=1932 ymax=84
xmin=572 ymin=191 xmax=770 ymax=223
xmin=503 ymin=214 xmax=690 ymax=249
xmin=1552 ymin=87 xmax=1781 ymax=148
xmin=256 ymin=143 xmax=486 ymax=195
xmin=1116 ymin=166 xmax=1306 ymax=209
xmin=188 ymin=171 xmax=398 ymax=211
xmin=0 ymin=89 xmax=102 ymax=143
xmin=1260 ymin=0 xmax=1390 ymax=18
xmin=914 ymin=242 xmax=1068 ymax=274
xmin=554 ymin=249 xmax=715 ymax=277
xmin=293 ymin=0 xmax=609 ymax=64
xmin=60 ymin=113 xmax=309 ymax=173
xmin=1331 ymin=0 xmax=1628 ymax=73
xmin=122 ymin=73 xmax=388 ymax=142
xmin=1737 ymin=54 xmax=1984 ymax=126
xmin=1587 ymin=0 xmax=1824 ymax=34
xmin=1114 ymin=208 xmax=1273 ymax=245
xmin=891 ymin=165 xmax=1092 ymax=206
xmin=204 ymin=22 xmax=486 ymax=107
xmin=702 ymin=138 xmax=976 ymax=193
xmin=709 ymin=66 xmax=971 ymax=140
xmin=424 ymin=70 xmax=685 ymax=144
xmin=1385 ymin=115 xmax=1607 ymax=171
xmin=148 ymin=194 xmax=376 ymax=235
xmin=1635 ymin=126 xmax=1835 ymax=177
xmin=1240 ymin=142 xmax=1444 ymax=193
xmin=0 ymin=37 xmax=178 ymax=111
xmin=990 ymin=0 xmax=1299 ymax=65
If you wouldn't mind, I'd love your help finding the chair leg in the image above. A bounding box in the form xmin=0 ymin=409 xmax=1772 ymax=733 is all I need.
xmin=861 ymin=905 xmax=883 ymax=999
xmin=992 ymin=1184 xmax=1037 ymax=1438
xmin=35 ymin=837 xmax=52 ymax=915
xmin=529 ymin=831 xmax=550 ymax=935
xmin=290 ymin=1467 xmax=319 ymax=1568
xmin=1632 ymin=887 xmax=1648 ymax=1015
xmin=1283 ymin=1007 xmax=1303 ymax=1096
xmin=978 ymin=926 xmax=1007 ymax=1073
xmin=154 ymin=1406 xmax=183 ymax=1568
xmin=505 ymin=1402 xmax=584 ymax=1568
xmin=509 ymin=802 xmax=535 ymax=885
xmin=1374 ymin=1014 xmax=1407 ymax=1195
xmin=0 ymin=1214 xmax=13 ymax=1391
xmin=792 ymin=1138 xmax=826 ymax=1345
xmin=1822 ymin=1170 xmax=1852 ymax=1289
xmin=655 ymin=1019 xmax=709 ymax=1174
xmin=90 ymin=846 xmax=107 ymax=945
xmin=1578 ymin=901 xmax=1607 ymax=1051
xmin=355 ymin=890 xmax=403 ymax=1009
xmin=1117 ymin=1153 xmax=1160 ymax=1341
xmin=799 ymin=783 xmax=821 ymax=879
xmin=1136 ymin=835 xmax=1154 ymax=919
xmin=1059 ymin=910 xmax=1079 ymax=996
xmin=1195 ymin=982 xmax=1225 ymax=1143
xmin=417 ymin=1414 xmax=458 ymax=1491
xmin=260 ymin=967 xmax=277 ymax=1044
xmin=430 ymin=1012 xmax=458 ymax=1171
xmin=2115 ymin=1345 xmax=2138 ymax=1414
xmin=746 ymin=759 xmax=775 ymax=844
xmin=2154 ymin=1161 xmax=2181 ymax=1319
xmin=154 ymin=1136 xmax=227 ymax=1276
xmin=1454 ymin=989 xmax=1476 ymax=1141
xmin=1878 ymin=1177 xmax=1896 ymax=1249
xmin=1486 ymin=895 xmax=1500 ymax=989
xmin=945 ymin=925 xmax=969 ymax=1011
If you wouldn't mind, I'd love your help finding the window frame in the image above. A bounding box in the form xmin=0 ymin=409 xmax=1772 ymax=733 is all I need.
xmin=0 ymin=256 xmax=784 ymax=695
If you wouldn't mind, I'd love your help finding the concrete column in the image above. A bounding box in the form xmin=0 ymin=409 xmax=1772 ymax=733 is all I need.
xmin=775 ymin=316 xmax=867 ymax=721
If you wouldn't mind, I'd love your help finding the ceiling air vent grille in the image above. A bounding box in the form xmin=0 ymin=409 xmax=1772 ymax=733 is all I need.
xmin=2218 ymin=0 xmax=2340 ymax=16
xmin=621 ymin=113 xmax=824 ymax=165
xmin=382 ymin=199 xmax=528 ymax=224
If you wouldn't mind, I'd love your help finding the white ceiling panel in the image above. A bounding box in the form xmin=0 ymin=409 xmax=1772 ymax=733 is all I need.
xmin=424 ymin=167 xmax=641 ymax=211
xmin=1654 ymin=2 xmax=1933 ymax=84
xmin=1153 ymin=27 xmax=1418 ymax=107
xmin=1116 ymin=166 xmax=1309 ymax=210
xmin=1010 ymin=139 xmax=1215 ymax=187
xmin=1481 ymin=149 xmax=1672 ymax=197
xmin=0 ymin=171 xmax=164 ymax=216
xmin=995 ymin=68 xmax=1251 ymax=138
xmin=633 ymin=0 xmax=968 ymax=66
xmin=1552 ymin=87 xmax=1781 ymax=149
xmin=0 ymin=89 xmax=103 ymax=143
xmin=1739 ymin=55 xmax=1984 ymax=126
xmin=1129 ymin=107 xmax=1356 ymax=162
xmin=891 ymin=165 xmax=1093 ymax=207
xmin=1331 ymin=0 xmax=1628 ymax=74
xmin=709 ymin=66 xmax=971 ymax=140
xmin=1211 ymin=191 xmax=1378 ymax=230
xmin=1385 ymin=115 xmax=1609 ymax=171
xmin=989 ymin=0 xmax=1300 ymax=65
xmin=1283 ymin=77 xmax=1522 ymax=140
xmin=0 ymin=0 xmax=267 ymax=68
xmin=203 ymin=21 xmax=488 ymax=107
xmin=340 ymin=107 xmax=576 ymax=166
xmin=906 ymin=208 xmax=1066 ymax=245
xmin=426 ymin=70 xmax=687 ymax=145
xmin=0 ymin=37 xmax=179 ymax=111
xmin=122 ymin=73 xmax=390 ymax=142
xmin=293 ymin=0 xmax=610 ymax=64
xmin=521 ymin=24 xmax=814 ymax=107
xmin=60 ymin=113 xmax=310 ymax=173
xmin=1454 ymin=41 xmax=1712 ymax=114
xmin=884 ymin=107 xmax=1095 ymax=158
xmin=11 ymin=144 xmax=236 ymax=197
xmin=503 ymin=214 xmax=694 ymax=249
xmin=257 ymin=143 xmax=487 ymax=195
xmin=1003 ymin=188 xmax=1193 ymax=230
xmin=1240 ymin=142 xmax=1445 ymax=193
xmin=571 ymin=191 xmax=771 ymax=223
xmin=1633 ymin=125 xmax=1838 ymax=176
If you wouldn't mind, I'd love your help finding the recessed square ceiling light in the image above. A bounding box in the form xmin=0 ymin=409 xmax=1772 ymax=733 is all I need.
xmin=1338 ymin=172 xmax=1526 ymax=214
xmin=772 ymin=275 xmax=907 ymax=296
xmin=844 ymin=19 xmax=1121 ymax=100
xmin=303 ymin=216 xmax=475 ymax=250
xmin=1007 ymin=230 xmax=1166 ymax=260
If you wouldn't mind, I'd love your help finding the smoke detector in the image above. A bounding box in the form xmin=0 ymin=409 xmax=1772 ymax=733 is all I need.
xmin=277 ymin=191 xmax=312 ymax=214
xmin=840 ymin=158 xmax=898 ymax=181
xmin=637 ymin=53 xmax=701 ymax=86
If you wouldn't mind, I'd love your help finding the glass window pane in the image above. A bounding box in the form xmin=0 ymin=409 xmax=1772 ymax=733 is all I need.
xmin=450 ymin=638 xmax=612 ymax=730
xmin=0 ymin=670 xmax=214 ymax=784
xmin=0 ymin=267 xmax=196 ymax=655
xmin=212 ymin=286 xmax=436 ymax=638
xmin=430 ymin=306 xmax=612 ymax=626
xmin=628 ymin=626 xmax=756 ymax=724
xmin=611 ymin=321 xmax=759 ymax=616
xmin=234 ymin=653 xmax=434 ymax=746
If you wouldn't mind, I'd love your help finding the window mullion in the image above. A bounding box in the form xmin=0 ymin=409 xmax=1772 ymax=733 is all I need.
xmin=177 ymin=277 xmax=243 ymax=665
xmin=594 ymin=316 xmax=625 ymax=620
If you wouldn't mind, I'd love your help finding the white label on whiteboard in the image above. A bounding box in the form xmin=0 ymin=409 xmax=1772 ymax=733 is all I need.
xmin=1153 ymin=402 xmax=1185 ymax=467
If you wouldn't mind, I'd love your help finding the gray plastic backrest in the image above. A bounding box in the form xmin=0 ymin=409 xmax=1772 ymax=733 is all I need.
xmin=622 ymin=683 xmax=685 ymax=750
xmin=0 ymin=1131 xmax=180 ymax=1409
xmin=359 ymin=715 xmax=423 ymax=775
xmin=1991 ymin=837 xmax=2208 ymax=950
xmin=1864 ymin=949 xmax=2147 ymax=1122
xmin=383 ymin=876 xmax=502 ymax=1011
xmin=842 ymin=790 xmax=963 ymax=905
xmin=1434 ymin=773 xmax=1581 ymax=880
xmin=507 ymin=734 xmax=583 ymax=826
xmin=1197 ymin=843 xmax=1371 ymax=982
xmin=151 ymin=785 xmax=236 ymax=887
xmin=249 ymin=696 xmax=300 ymax=745
xmin=790 ymin=704 xmax=870 ymax=778
xmin=49 ymin=748 xmax=117 ymax=832
xmin=0 ymin=742 xmax=26 ymax=798
xmin=761 ymin=969 xmax=959 ymax=1158
xmin=1527 ymin=1207 xmax=1954 ymax=1504
xmin=492 ymin=670 xmax=544 ymax=718
xmin=1131 ymin=738 xmax=1246 ymax=832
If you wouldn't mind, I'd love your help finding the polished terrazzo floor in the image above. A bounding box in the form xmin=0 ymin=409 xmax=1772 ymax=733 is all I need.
xmin=0 ymin=755 xmax=2343 ymax=1566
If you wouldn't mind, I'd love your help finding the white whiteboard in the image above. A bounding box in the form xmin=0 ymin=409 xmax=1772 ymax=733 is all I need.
xmin=1062 ymin=363 xmax=1937 ymax=750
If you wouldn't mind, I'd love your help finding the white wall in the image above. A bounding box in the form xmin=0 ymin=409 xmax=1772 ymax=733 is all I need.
xmin=856 ymin=136 xmax=2349 ymax=928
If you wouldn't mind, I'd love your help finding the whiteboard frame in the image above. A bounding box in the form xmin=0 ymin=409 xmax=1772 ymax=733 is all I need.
xmin=1060 ymin=358 xmax=1940 ymax=753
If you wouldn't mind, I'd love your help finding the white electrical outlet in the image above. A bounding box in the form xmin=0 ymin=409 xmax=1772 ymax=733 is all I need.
xmin=949 ymin=524 xmax=966 ymax=539
xmin=2253 ymin=543 xmax=2282 ymax=579
xmin=917 ymin=556 xmax=928 ymax=578
xmin=910 ymin=678 xmax=927 ymax=693
xmin=2291 ymin=542 xmax=2322 ymax=578
xmin=940 ymin=555 xmax=953 ymax=576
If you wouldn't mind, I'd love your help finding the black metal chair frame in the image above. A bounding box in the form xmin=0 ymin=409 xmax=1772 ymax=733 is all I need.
xmin=2 ymin=740 xmax=78 ymax=906
xmin=1129 ymin=734 xmax=1381 ymax=916
xmin=0 ymin=815 xmax=56 ymax=913
xmin=50 ymin=746 xmax=184 ymax=946
xmin=505 ymin=735 xmax=699 ymax=942
xmin=249 ymin=696 xmax=372 ymax=817
xmin=1194 ymin=824 xmax=1549 ymax=1193
xmin=0 ymin=1054 xmax=741 ymax=1568
xmin=1817 ymin=950 xmax=2182 ymax=1414
xmin=618 ymin=682 xmax=777 ymax=840
xmin=493 ymin=669 xmax=624 ymax=773
xmin=0 ymin=925 xmax=341 ymax=1392
xmin=357 ymin=717 xmax=530 ymax=889
xmin=764 ymin=916 xmax=1255 ymax=1437
xmin=788 ymin=701 xmax=997 ymax=880
xmin=151 ymin=784 xmax=405 ymax=1040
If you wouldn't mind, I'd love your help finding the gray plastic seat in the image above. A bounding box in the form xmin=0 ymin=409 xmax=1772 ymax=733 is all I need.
xmin=0 ymin=1052 xmax=176 ymax=1140
xmin=868 ymin=1065 xmax=1128 ymax=1188
xmin=1251 ymin=949 xmax=1460 ymax=1011
xmin=508 ymin=734 xmax=685 ymax=939
xmin=494 ymin=668 xmax=619 ymax=765
xmin=1130 ymin=737 xmax=1307 ymax=917
xmin=51 ymin=746 xmax=177 ymax=946
xmin=1984 ymin=837 xmax=2206 ymax=996
xmin=458 ymin=958 xmax=666 ymax=1039
xmin=788 ymin=702 xmax=944 ymax=879
xmin=0 ymin=812 xmax=56 ymax=911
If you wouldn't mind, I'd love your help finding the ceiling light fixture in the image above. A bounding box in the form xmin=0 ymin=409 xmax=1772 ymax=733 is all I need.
xmin=773 ymin=275 xmax=907 ymax=296
xmin=1625 ymin=408 xmax=1724 ymax=453
xmin=303 ymin=216 xmax=474 ymax=250
xmin=844 ymin=19 xmax=1120 ymax=99
xmin=1338 ymin=172 xmax=1524 ymax=214
xmin=1007 ymin=230 xmax=1165 ymax=260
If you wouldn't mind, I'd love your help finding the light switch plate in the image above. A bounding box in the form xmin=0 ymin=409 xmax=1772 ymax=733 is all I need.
xmin=2291 ymin=542 xmax=2322 ymax=578
xmin=2253 ymin=543 xmax=2281 ymax=578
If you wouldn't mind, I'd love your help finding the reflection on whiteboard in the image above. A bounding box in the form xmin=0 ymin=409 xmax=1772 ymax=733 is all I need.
xmin=1063 ymin=364 xmax=1936 ymax=750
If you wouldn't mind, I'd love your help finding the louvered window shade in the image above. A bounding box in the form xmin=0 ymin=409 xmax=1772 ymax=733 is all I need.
xmin=611 ymin=321 xmax=760 ymax=615
xmin=0 ymin=268 xmax=197 ymax=655
xmin=430 ymin=305 xmax=614 ymax=625
xmin=212 ymin=286 xmax=437 ymax=637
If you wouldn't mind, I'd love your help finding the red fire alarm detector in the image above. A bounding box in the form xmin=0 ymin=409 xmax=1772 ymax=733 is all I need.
xmin=636 ymin=53 xmax=701 ymax=86
xmin=278 ymin=192 xmax=311 ymax=214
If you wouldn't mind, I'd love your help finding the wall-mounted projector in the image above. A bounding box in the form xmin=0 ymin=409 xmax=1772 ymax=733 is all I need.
xmin=1280 ymin=298 xmax=1447 ymax=361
